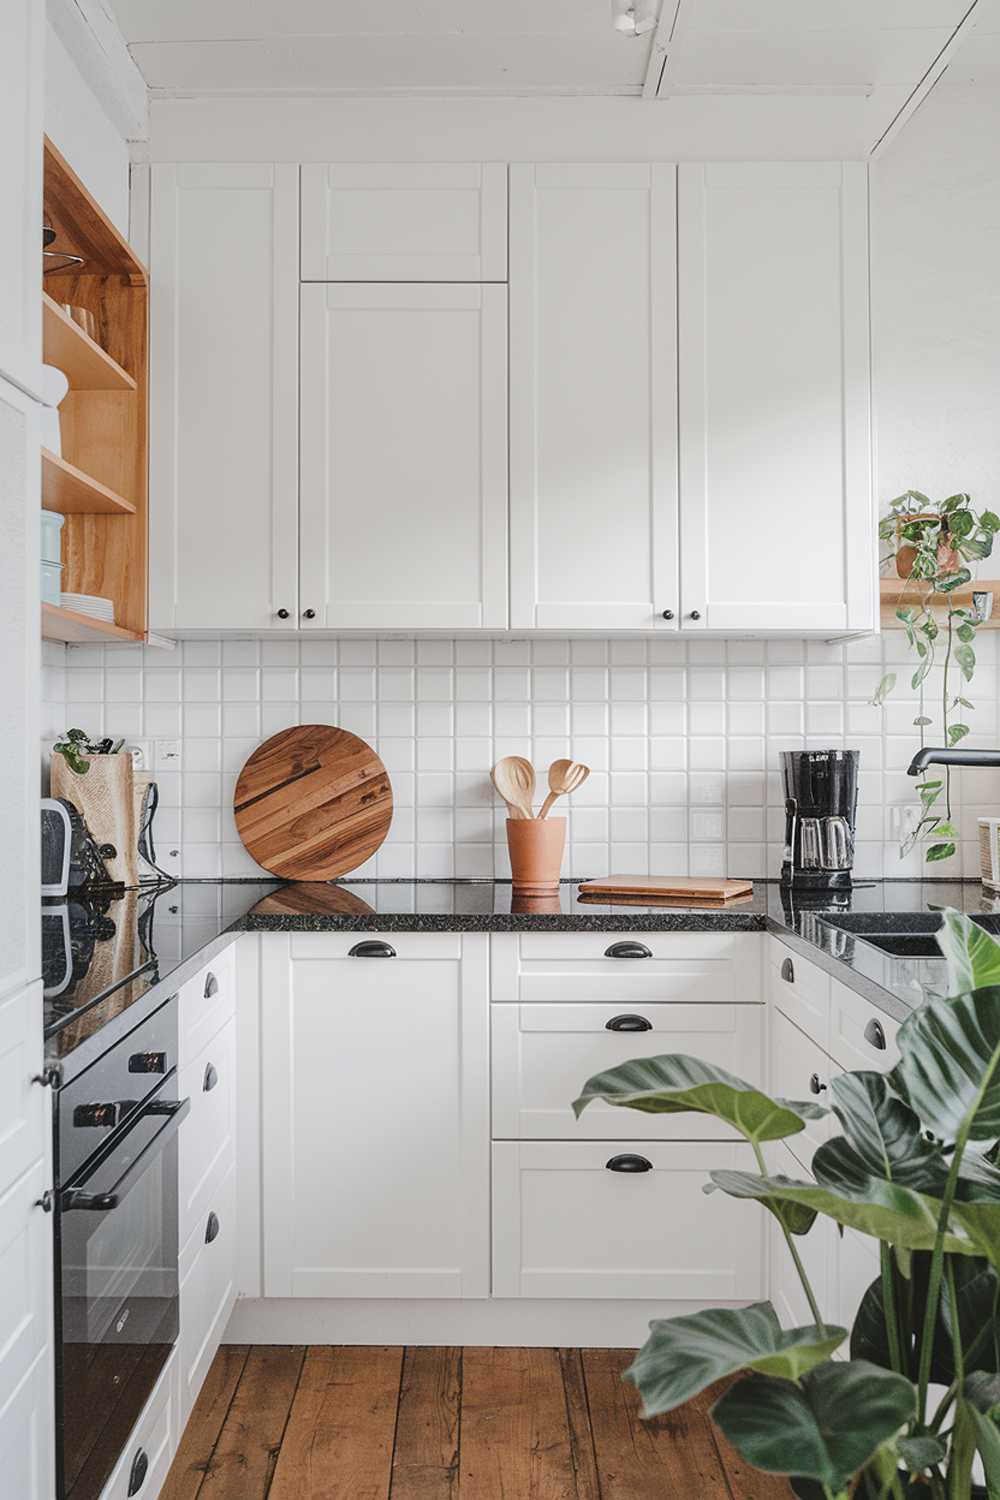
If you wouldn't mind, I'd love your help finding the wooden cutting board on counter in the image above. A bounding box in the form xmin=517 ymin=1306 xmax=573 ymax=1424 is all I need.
xmin=578 ymin=875 xmax=753 ymax=903
xmin=234 ymin=725 xmax=393 ymax=880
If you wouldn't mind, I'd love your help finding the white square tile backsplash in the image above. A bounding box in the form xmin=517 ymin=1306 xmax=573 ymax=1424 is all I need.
xmin=53 ymin=633 xmax=1000 ymax=884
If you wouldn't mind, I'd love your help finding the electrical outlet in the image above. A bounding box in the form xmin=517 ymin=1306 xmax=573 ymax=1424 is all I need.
xmin=155 ymin=739 xmax=182 ymax=769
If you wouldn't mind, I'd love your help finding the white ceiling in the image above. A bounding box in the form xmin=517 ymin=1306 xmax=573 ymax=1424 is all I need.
xmin=107 ymin=0 xmax=987 ymax=100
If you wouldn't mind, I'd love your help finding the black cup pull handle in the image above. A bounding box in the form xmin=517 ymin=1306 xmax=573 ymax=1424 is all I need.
xmin=127 ymin=1448 xmax=149 ymax=1496
xmin=204 ymin=971 xmax=219 ymax=998
xmin=203 ymin=1062 xmax=219 ymax=1092
xmin=606 ymin=1154 xmax=653 ymax=1173
xmin=348 ymin=940 xmax=397 ymax=959
xmin=781 ymin=956 xmax=795 ymax=983
xmin=604 ymin=941 xmax=652 ymax=960
xmin=605 ymin=1014 xmax=653 ymax=1032
xmin=809 ymin=1073 xmax=828 ymax=1095
xmin=864 ymin=1018 xmax=887 ymax=1051
xmin=205 ymin=1211 xmax=220 ymax=1245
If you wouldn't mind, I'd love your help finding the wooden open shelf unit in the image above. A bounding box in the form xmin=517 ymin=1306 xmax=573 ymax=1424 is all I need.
xmin=880 ymin=577 xmax=1000 ymax=629
xmin=41 ymin=136 xmax=148 ymax=642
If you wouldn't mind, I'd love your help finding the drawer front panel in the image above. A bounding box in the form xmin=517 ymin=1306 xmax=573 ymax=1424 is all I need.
xmin=493 ymin=933 xmax=761 ymax=1006
xmin=770 ymin=1006 xmax=832 ymax=1167
xmin=492 ymin=1002 xmax=763 ymax=1140
xmin=179 ymin=944 xmax=235 ymax=1067
xmin=98 ymin=1353 xmax=177 ymax=1500
xmin=179 ymin=1161 xmax=237 ymax=1425
xmin=492 ymin=1140 xmax=764 ymax=1300
xmin=287 ymin=932 xmax=461 ymax=962
xmin=767 ymin=938 xmax=830 ymax=1051
xmin=179 ymin=1017 xmax=235 ymax=1247
xmin=828 ymin=978 xmax=900 ymax=1076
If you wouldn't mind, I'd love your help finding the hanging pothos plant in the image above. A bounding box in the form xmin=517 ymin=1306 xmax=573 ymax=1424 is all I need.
xmin=873 ymin=491 xmax=1000 ymax=864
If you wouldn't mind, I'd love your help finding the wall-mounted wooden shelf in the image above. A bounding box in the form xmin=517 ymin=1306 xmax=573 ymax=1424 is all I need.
xmin=42 ymin=603 xmax=143 ymax=645
xmin=42 ymin=136 xmax=148 ymax=640
xmin=42 ymin=449 xmax=136 ymax=516
xmin=42 ymin=292 xmax=136 ymax=392
xmin=880 ymin=577 xmax=1000 ymax=628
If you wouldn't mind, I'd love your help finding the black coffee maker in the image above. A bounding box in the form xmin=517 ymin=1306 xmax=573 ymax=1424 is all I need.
xmin=780 ymin=749 xmax=860 ymax=889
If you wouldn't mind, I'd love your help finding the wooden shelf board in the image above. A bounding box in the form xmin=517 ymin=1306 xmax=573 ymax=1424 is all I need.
xmin=43 ymin=136 xmax=147 ymax=282
xmin=42 ymin=293 xmax=135 ymax=392
xmin=880 ymin=577 xmax=1000 ymax=628
xmin=41 ymin=448 xmax=136 ymax=516
xmin=42 ymin=603 xmax=143 ymax=645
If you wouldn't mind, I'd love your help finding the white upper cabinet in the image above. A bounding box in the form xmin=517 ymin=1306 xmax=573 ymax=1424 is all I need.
xmin=678 ymin=162 xmax=873 ymax=634
xmin=0 ymin=0 xmax=42 ymax=397
xmin=509 ymin=164 xmax=678 ymax=631
xmin=149 ymin=164 xmax=299 ymax=631
xmin=299 ymin=282 xmax=508 ymax=630
xmin=301 ymin=163 xmax=507 ymax=281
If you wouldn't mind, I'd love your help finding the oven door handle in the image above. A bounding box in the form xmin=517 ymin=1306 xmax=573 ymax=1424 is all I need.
xmin=61 ymin=1097 xmax=190 ymax=1212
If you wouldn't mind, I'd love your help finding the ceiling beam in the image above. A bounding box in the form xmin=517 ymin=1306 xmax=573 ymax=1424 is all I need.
xmin=46 ymin=0 xmax=148 ymax=140
xmin=869 ymin=0 xmax=982 ymax=157
xmin=642 ymin=0 xmax=682 ymax=101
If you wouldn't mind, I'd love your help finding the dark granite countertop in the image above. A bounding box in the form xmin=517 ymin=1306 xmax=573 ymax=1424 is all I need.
xmin=43 ymin=876 xmax=1000 ymax=1059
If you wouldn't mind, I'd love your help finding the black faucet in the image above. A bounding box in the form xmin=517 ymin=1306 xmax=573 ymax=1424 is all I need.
xmin=907 ymin=746 xmax=1000 ymax=776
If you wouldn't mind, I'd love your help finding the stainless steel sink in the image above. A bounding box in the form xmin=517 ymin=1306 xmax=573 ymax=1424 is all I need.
xmin=818 ymin=912 xmax=1000 ymax=962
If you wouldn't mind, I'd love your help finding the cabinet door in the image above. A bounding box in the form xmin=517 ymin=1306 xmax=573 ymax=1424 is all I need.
xmin=0 ymin=0 xmax=42 ymax=396
xmin=301 ymin=163 xmax=507 ymax=281
xmin=679 ymin=162 xmax=873 ymax=633
xmin=766 ymin=1140 xmax=834 ymax=1334
xmin=149 ymin=164 xmax=299 ymax=631
xmin=300 ymin=283 xmax=507 ymax=629
xmin=509 ymin=163 xmax=678 ymax=630
xmin=262 ymin=934 xmax=490 ymax=1297
xmin=769 ymin=1005 xmax=832 ymax=1167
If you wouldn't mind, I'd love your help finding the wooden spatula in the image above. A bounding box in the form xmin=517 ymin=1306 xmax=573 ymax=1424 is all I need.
xmin=538 ymin=759 xmax=590 ymax=819
xmin=492 ymin=756 xmax=535 ymax=819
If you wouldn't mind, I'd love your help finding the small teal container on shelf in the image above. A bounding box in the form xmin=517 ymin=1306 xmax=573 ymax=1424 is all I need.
xmin=41 ymin=511 xmax=64 ymax=606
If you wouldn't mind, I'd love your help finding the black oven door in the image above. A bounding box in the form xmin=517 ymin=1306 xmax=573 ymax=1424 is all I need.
xmin=55 ymin=1084 xmax=189 ymax=1500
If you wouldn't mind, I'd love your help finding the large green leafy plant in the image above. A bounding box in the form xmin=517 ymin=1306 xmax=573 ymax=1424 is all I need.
xmin=573 ymin=911 xmax=1000 ymax=1499
xmin=874 ymin=492 xmax=999 ymax=865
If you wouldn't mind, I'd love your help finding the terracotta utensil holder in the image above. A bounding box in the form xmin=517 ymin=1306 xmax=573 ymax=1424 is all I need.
xmin=507 ymin=817 xmax=566 ymax=895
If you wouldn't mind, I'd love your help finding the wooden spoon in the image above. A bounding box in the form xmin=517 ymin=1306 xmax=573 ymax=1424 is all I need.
xmin=538 ymin=759 xmax=590 ymax=819
xmin=491 ymin=756 xmax=535 ymax=819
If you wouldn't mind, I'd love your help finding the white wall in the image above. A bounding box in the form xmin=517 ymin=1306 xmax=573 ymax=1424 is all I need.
xmin=44 ymin=21 xmax=130 ymax=234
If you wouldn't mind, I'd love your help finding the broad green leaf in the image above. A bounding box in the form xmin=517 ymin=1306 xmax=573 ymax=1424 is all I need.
xmin=871 ymin=672 xmax=896 ymax=707
xmin=571 ymin=1054 xmax=825 ymax=1145
xmin=623 ymin=1302 xmax=846 ymax=1418
xmin=948 ymin=722 xmax=971 ymax=745
xmin=983 ymin=510 xmax=1000 ymax=533
xmin=961 ymin=1381 xmax=1000 ymax=1499
xmin=940 ymin=568 xmax=974 ymax=594
xmin=709 ymin=1168 xmax=979 ymax=1256
xmin=935 ymin=911 xmax=1000 ymax=995
xmin=852 ymin=1256 xmax=999 ymax=1383
xmin=892 ymin=982 xmax=1000 ymax=1141
xmin=925 ymin=841 xmax=957 ymax=862
xmin=897 ymin=1434 xmax=947 ymax=1472
xmin=958 ymin=621 xmax=977 ymax=643
xmin=913 ymin=715 xmax=932 ymax=727
xmin=956 ymin=639 xmax=977 ymax=678
xmin=828 ymin=1073 xmax=949 ymax=1190
xmin=710 ymin=1361 xmax=915 ymax=1492
xmin=942 ymin=493 xmax=971 ymax=512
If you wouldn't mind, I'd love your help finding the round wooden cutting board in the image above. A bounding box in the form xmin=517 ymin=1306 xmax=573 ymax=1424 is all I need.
xmin=234 ymin=725 xmax=393 ymax=880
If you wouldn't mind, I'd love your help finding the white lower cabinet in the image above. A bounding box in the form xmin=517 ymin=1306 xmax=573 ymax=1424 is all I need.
xmin=261 ymin=933 xmax=490 ymax=1298
xmin=98 ymin=1353 xmax=179 ymax=1500
xmin=179 ymin=1017 xmax=235 ymax=1247
xmin=768 ymin=1004 xmax=832 ymax=1165
xmin=492 ymin=1001 xmax=762 ymax=1141
xmin=766 ymin=1140 xmax=836 ymax=1333
xmin=179 ymin=1161 xmax=238 ymax=1425
xmin=493 ymin=1140 xmax=764 ymax=1300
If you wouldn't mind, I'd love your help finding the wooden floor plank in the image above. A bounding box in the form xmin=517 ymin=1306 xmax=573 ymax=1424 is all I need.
xmin=160 ymin=1346 xmax=250 ymax=1500
xmin=557 ymin=1350 xmax=601 ymax=1500
xmin=692 ymin=1379 xmax=795 ymax=1500
xmin=268 ymin=1345 xmax=403 ymax=1500
xmin=390 ymin=1347 xmax=461 ymax=1500
xmin=459 ymin=1346 xmax=580 ymax=1500
xmin=198 ymin=1345 xmax=305 ymax=1500
xmin=582 ymin=1348 xmax=732 ymax=1500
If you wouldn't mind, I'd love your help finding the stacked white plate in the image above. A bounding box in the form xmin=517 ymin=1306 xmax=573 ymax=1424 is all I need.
xmin=61 ymin=592 xmax=115 ymax=623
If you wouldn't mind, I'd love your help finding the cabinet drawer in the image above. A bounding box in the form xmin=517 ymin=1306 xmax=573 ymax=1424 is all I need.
xmin=492 ymin=1002 xmax=763 ymax=1140
xmin=301 ymin=162 xmax=507 ymax=281
xmin=179 ymin=1017 xmax=235 ymax=1247
xmin=768 ymin=938 xmax=830 ymax=1051
xmin=178 ymin=944 xmax=235 ymax=1067
xmin=492 ymin=932 xmax=761 ymax=1005
xmin=828 ymin=979 xmax=900 ymax=1075
xmin=98 ymin=1352 xmax=177 ymax=1500
xmin=492 ymin=1140 xmax=764 ymax=1300
xmin=288 ymin=932 xmax=461 ymax=962
xmin=179 ymin=1161 xmax=237 ymax=1426
xmin=770 ymin=1006 xmax=832 ymax=1169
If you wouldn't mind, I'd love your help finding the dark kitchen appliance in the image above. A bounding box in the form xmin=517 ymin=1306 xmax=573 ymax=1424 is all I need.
xmin=53 ymin=993 xmax=188 ymax=1500
xmin=780 ymin=749 xmax=860 ymax=890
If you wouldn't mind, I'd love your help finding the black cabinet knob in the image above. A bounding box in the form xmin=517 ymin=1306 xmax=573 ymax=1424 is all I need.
xmin=606 ymin=1154 xmax=653 ymax=1173
xmin=276 ymin=608 xmax=290 ymax=620
xmin=348 ymin=940 xmax=396 ymax=958
xmin=303 ymin=608 xmax=316 ymax=619
xmin=809 ymin=1073 xmax=827 ymax=1095
xmin=204 ymin=971 xmax=219 ymax=999
xmin=781 ymin=956 xmax=795 ymax=984
xmin=864 ymin=1018 xmax=887 ymax=1051
xmin=203 ymin=1062 xmax=219 ymax=1092
xmin=661 ymin=609 xmax=674 ymax=621
xmin=604 ymin=940 xmax=652 ymax=960
xmin=205 ymin=1211 xmax=220 ymax=1245
xmin=689 ymin=609 xmax=702 ymax=620
xmin=605 ymin=1014 xmax=653 ymax=1032
xmin=127 ymin=1449 xmax=149 ymax=1496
